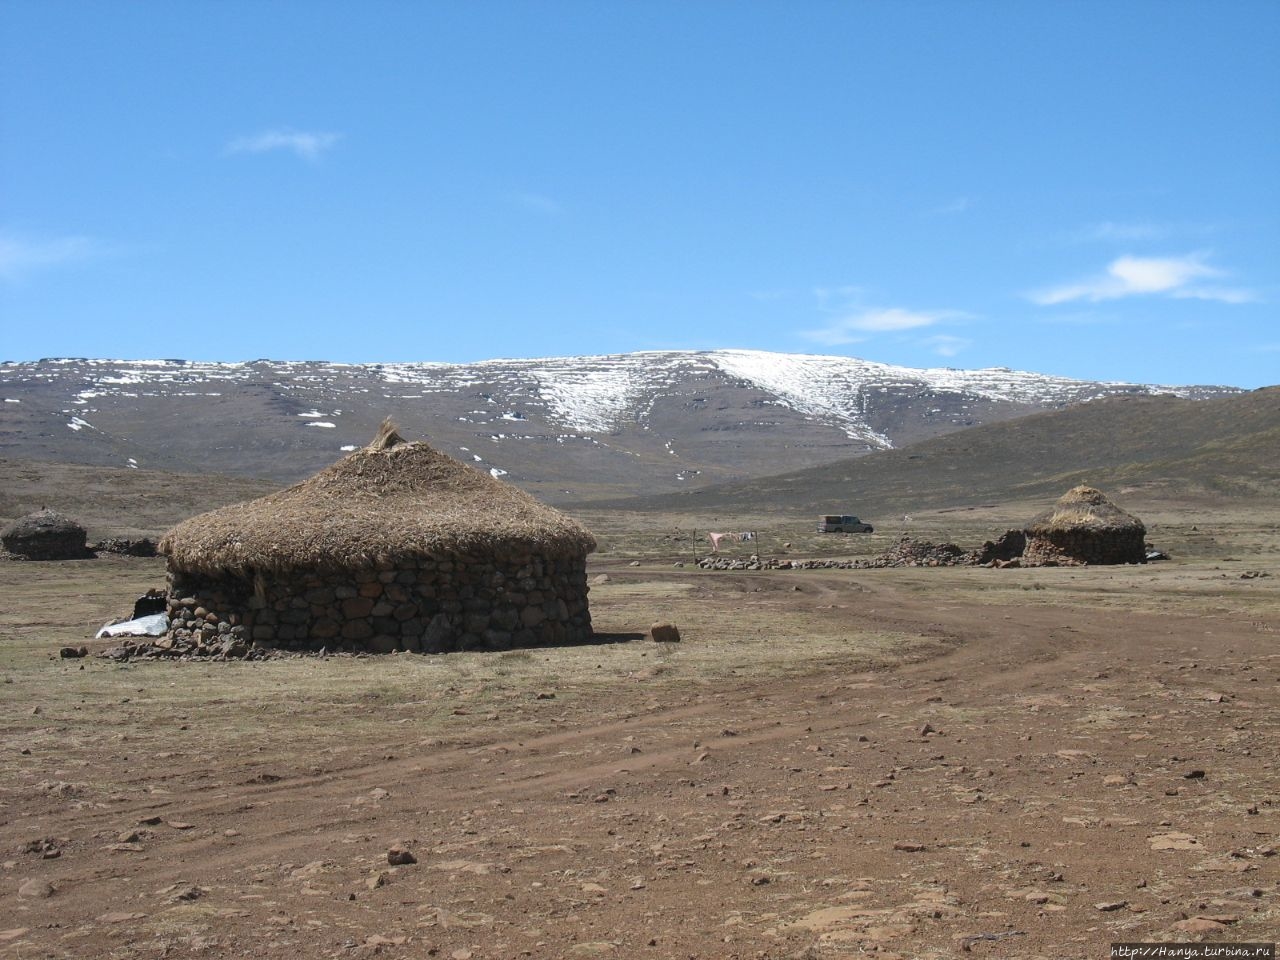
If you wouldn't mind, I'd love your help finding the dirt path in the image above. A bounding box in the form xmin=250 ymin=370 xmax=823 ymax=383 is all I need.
xmin=3 ymin=568 xmax=1277 ymax=959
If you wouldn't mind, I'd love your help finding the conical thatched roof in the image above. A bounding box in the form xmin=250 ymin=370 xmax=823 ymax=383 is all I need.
xmin=1025 ymin=485 xmax=1145 ymax=535
xmin=2 ymin=507 xmax=84 ymax=540
xmin=159 ymin=421 xmax=596 ymax=575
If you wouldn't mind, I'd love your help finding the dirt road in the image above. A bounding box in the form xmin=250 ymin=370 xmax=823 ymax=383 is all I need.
xmin=2 ymin=563 xmax=1277 ymax=958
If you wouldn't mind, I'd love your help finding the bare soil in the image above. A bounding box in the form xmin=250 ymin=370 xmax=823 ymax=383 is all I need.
xmin=1 ymin=551 xmax=1277 ymax=959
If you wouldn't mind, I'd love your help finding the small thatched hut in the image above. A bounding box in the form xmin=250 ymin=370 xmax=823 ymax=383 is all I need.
xmin=1 ymin=508 xmax=90 ymax=560
xmin=158 ymin=422 xmax=596 ymax=653
xmin=1023 ymin=486 xmax=1146 ymax=566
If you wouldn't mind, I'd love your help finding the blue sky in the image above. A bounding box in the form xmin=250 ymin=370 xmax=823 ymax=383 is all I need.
xmin=2 ymin=1 xmax=1277 ymax=387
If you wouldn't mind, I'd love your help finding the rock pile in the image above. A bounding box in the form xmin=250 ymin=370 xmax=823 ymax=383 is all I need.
xmin=93 ymin=537 xmax=158 ymax=557
xmin=696 ymin=537 xmax=978 ymax=571
xmin=98 ymin=630 xmax=268 ymax=662
xmin=973 ymin=529 xmax=1026 ymax=565
xmin=868 ymin=536 xmax=971 ymax=567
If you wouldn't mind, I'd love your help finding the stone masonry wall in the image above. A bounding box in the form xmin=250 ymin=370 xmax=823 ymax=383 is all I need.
xmin=1022 ymin=529 xmax=1146 ymax=566
xmin=166 ymin=552 xmax=592 ymax=653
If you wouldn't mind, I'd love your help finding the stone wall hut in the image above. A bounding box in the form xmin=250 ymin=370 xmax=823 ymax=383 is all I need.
xmin=1 ymin=508 xmax=90 ymax=560
xmin=1023 ymin=485 xmax=1146 ymax=565
xmin=158 ymin=421 xmax=596 ymax=653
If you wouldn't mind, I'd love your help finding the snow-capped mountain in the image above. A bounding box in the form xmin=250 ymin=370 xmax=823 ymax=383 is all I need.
xmin=0 ymin=350 xmax=1237 ymax=502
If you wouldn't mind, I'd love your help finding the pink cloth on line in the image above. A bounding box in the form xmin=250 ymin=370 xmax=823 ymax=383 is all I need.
xmin=708 ymin=532 xmax=738 ymax=552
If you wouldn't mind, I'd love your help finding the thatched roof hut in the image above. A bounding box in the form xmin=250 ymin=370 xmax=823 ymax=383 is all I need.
xmin=159 ymin=421 xmax=596 ymax=655
xmin=1 ymin=508 xmax=90 ymax=560
xmin=160 ymin=420 xmax=594 ymax=575
xmin=1023 ymin=485 xmax=1146 ymax=565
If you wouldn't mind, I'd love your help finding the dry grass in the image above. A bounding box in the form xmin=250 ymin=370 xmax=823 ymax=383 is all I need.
xmin=0 ymin=557 xmax=939 ymax=799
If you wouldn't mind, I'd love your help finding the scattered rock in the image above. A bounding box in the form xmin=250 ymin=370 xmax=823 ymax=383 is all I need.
xmin=893 ymin=842 xmax=926 ymax=852
xmin=1150 ymin=832 xmax=1201 ymax=851
xmin=17 ymin=878 xmax=54 ymax=899
xmin=1095 ymin=900 xmax=1128 ymax=912
xmin=650 ymin=622 xmax=681 ymax=644
xmin=1172 ymin=917 xmax=1228 ymax=934
xmin=387 ymin=844 xmax=416 ymax=866
xmin=58 ymin=646 xmax=88 ymax=659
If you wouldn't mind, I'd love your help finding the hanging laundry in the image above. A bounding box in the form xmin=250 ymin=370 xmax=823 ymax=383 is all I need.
xmin=707 ymin=532 xmax=731 ymax=552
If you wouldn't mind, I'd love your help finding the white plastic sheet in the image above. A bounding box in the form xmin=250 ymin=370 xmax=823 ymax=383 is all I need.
xmin=95 ymin=613 xmax=169 ymax=639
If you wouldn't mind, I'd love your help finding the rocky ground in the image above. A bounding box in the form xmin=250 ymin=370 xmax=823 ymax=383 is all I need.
xmin=1 ymin=559 xmax=1277 ymax=959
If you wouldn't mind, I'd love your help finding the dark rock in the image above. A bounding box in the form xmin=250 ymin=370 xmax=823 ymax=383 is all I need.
xmin=387 ymin=844 xmax=417 ymax=866
xmin=650 ymin=622 xmax=681 ymax=644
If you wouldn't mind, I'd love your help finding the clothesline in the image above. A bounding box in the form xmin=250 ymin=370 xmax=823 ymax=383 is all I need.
xmin=706 ymin=531 xmax=756 ymax=553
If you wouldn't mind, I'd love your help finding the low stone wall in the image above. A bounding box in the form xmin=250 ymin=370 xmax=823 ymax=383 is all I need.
xmin=1022 ymin=529 xmax=1146 ymax=566
xmin=165 ymin=552 xmax=592 ymax=653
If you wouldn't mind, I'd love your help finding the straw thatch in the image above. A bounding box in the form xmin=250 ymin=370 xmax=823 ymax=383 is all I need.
xmin=2 ymin=508 xmax=90 ymax=560
xmin=1025 ymin=485 xmax=1144 ymax=536
xmin=1023 ymin=485 xmax=1146 ymax=565
xmin=160 ymin=421 xmax=596 ymax=576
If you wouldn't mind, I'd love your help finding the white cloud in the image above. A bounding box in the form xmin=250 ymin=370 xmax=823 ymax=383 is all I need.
xmin=0 ymin=231 xmax=95 ymax=282
xmin=804 ymin=307 xmax=957 ymax=345
xmin=225 ymin=128 xmax=341 ymax=161
xmin=1030 ymin=253 xmax=1255 ymax=305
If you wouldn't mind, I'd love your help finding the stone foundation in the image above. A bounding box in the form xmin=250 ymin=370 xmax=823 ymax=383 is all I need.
xmin=1022 ymin=529 xmax=1146 ymax=566
xmin=165 ymin=552 xmax=592 ymax=653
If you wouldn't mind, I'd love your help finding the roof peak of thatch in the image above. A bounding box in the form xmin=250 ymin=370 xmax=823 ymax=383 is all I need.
xmin=160 ymin=421 xmax=595 ymax=575
xmin=1059 ymin=485 xmax=1109 ymax=505
xmin=367 ymin=417 xmax=405 ymax=452
xmin=1026 ymin=485 xmax=1144 ymax=535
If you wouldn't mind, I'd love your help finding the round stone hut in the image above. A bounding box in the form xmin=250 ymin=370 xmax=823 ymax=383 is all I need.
xmin=1 ymin=508 xmax=90 ymax=560
xmin=1023 ymin=485 xmax=1146 ymax=566
xmin=158 ymin=422 xmax=596 ymax=653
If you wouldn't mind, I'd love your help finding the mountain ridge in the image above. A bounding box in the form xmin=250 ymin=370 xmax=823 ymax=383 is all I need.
xmin=597 ymin=387 xmax=1280 ymax=518
xmin=0 ymin=350 xmax=1243 ymax=503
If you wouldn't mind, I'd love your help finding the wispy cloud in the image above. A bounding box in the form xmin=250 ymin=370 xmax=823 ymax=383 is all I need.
xmin=1074 ymin=221 xmax=1168 ymax=243
xmin=510 ymin=192 xmax=564 ymax=216
xmin=804 ymin=307 xmax=960 ymax=346
xmin=225 ymin=128 xmax=341 ymax=161
xmin=0 ymin=231 xmax=96 ymax=282
xmin=1029 ymin=253 xmax=1257 ymax=305
xmin=927 ymin=196 xmax=974 ymax=217
xmin=919 ymin=334 xmax=971 ymax=358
